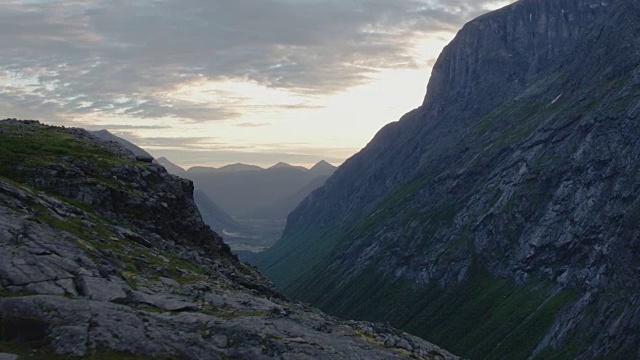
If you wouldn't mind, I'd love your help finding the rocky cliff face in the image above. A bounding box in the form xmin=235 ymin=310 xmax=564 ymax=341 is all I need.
xmin=253 ymin=0 xmax=640 ymax=358
xmin=0 ymin=120 xmax=456 ymax=359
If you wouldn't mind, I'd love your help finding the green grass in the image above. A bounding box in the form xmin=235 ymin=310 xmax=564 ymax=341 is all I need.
xmin=294 ymin=263 xmax=577 ymax=360
xmin=265 ymin=333 xmax=283 ymax=340
xmin=0 ymin=123 xmax=143 ymax=198
xmin=349 ymin=175 xmax=437 ymax=236
xmin=0 ymin=124 xmax=122 ymax=180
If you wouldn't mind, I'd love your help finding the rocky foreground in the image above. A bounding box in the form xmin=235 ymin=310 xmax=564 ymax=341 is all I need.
xmin=0 ymin=119 xmax=457 ymax=360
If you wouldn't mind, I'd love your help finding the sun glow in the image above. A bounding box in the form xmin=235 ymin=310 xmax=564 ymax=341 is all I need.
xmin=112 ymin=30 xmax=459 ymax=168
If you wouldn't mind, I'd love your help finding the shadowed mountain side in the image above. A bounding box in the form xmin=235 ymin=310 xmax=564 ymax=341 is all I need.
xmin=251 ymin=0 xmax=640 ymax=358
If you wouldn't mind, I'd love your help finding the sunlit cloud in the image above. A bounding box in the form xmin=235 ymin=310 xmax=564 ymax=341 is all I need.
xmin=234 ymin=122 xmax=270 ymax=128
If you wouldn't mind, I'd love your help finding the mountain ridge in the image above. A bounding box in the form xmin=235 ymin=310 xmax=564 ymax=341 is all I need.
xmin=185 ymin=161 xmax=335 ymax=175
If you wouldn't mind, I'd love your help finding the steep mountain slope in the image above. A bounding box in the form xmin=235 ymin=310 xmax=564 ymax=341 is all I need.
xmin=253 ymin=0 xmax=640 ymax=358
xmin=0 ymin=119 xmax=456 ymax=360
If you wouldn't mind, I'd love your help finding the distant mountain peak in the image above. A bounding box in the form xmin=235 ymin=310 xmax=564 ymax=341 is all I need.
xmin=308 ymin=160 xmax=337 ymax=176
xmin=266 ymin=162 xmax=310 ymax=173
xmin=216 ymin=163 xmax=263 ymax=173
xmin=269 ymin=162 xmax=294 ymax=169
xmin=310 ymin=160 xmax=335 ymax=170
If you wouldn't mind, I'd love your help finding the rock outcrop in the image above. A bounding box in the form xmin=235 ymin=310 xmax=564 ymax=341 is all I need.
xmin=0 ymin=120 xmax=456 ymax=360
xmin=253 ymin=0 xmax=640 ymax=358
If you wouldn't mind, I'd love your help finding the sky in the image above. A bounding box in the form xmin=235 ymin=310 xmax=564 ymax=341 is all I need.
xmin=1 ymin=0 xmax=515 ymax=169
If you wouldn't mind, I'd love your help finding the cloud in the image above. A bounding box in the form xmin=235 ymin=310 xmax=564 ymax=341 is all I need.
xmin=1 ymin=0 xmax=512 ymax=124
xmin=111 ymin=129 xmax=360 ymax=167
xmin=234 ymin=122 xmax=270 ymax=128
xmin=111 ymin=132 xmax=219 ymax=149
xmin=83 ymin=124 xmax=170 ymax=130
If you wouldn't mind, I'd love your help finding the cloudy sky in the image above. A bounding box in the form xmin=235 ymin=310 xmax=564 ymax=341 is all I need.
xmin=1 ymin=0 xmax=514 ymax=168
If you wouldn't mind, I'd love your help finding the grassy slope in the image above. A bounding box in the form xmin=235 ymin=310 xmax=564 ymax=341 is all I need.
xmin=0 ymin=124 xmax=125 ymax=179
xmin=295 ymin=264 xmax=577 ymax=360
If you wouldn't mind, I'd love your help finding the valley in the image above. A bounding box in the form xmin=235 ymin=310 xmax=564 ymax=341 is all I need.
xmin=3 ymin=0 xmax=640 ymax=358
xmin=157 ymin=157 xmax=336 ymax=255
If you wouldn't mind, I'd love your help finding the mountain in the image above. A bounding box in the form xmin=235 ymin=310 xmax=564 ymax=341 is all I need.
xmin=189 ymin=163 xmax=263 ymax=174
xmin=246 ymin=173 xmax=333 ymax=222
xmin=188 ymin=162 xmax=336 ymax=250
xmin=90 ymin=130 xmax=335 ymax=256
xmin=0 ymin=119 xmax=456 ymax=360
xmin=193 ymin=189 xmax=253 ymax=237
xmin=90 ymin=137 xmax=252 ymax=244
xmin=188 ymin=162 xmax=336 ymax=220
xmin=156 ymin=156 xmax=188 ymax=178
xmin=252 ymin=0 xmax=640 ymax=358
xmin=91 ymin=129 xmax=152 ymax=158
xmin=156 ymin=157 xmax=254 ymax=238
xmin=308 ymin=160 xmax=337 ymax=177
xmin=268 ymin=162 xmax=308 ymax=172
